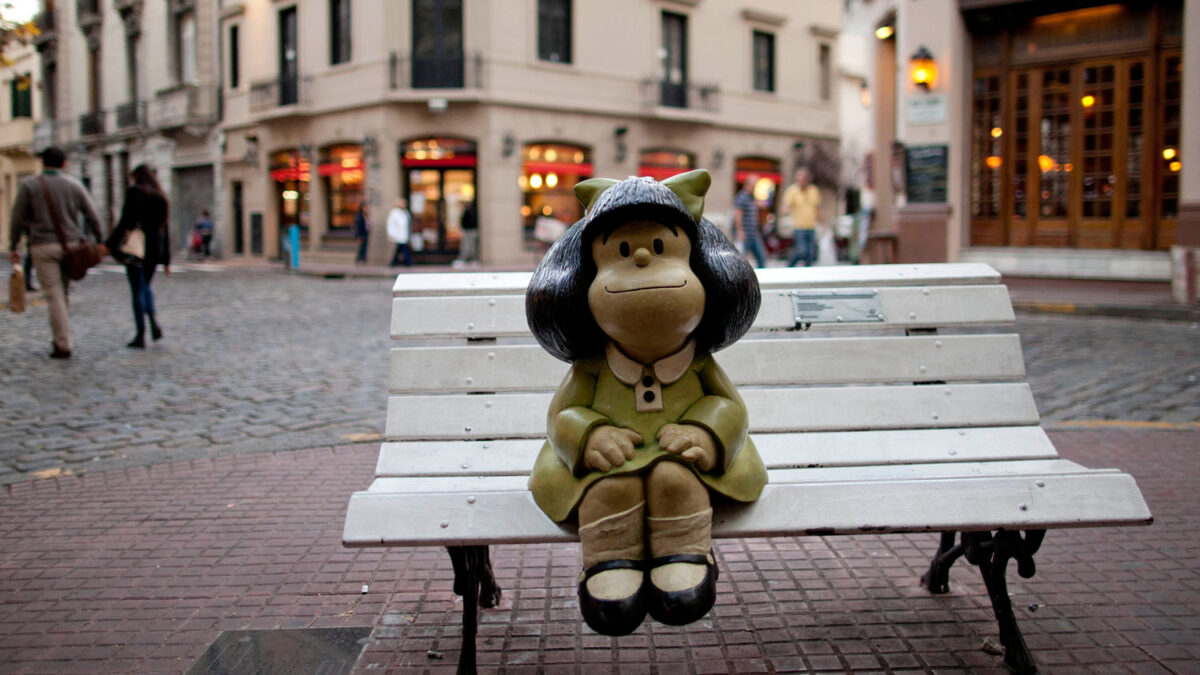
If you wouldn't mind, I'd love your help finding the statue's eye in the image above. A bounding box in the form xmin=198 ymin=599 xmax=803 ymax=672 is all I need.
xmin=653 ymin=239 xmax=664 ymax=255
xmin=619 ymin=242 xmax=630 ymax=257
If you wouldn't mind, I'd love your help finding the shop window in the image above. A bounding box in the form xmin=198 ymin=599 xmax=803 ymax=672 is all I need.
xmin=269 ymin=149 xmax=311 ymax=241
xmin=401 ymin=137 xmax=476 ymax=259
xmin=521 ymin=142 xmax=591 ymax=247
xmin=638 ymin=148 xmax=694 ymax=180
xmin=752 ymin=31 xmax=774 ymax=93
xmin=320 ymin=144 xmax=365 ymax=234
xmin=538 ymin=0 xmax=571 ymax=64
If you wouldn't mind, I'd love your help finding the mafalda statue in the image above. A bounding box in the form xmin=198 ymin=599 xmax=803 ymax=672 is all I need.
xmin=525 ymin=169 xmax=767 ymax=636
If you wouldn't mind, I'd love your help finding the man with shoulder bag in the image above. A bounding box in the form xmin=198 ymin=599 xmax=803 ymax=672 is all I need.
xmin=6 ymin=147 xmax=106 ymax=359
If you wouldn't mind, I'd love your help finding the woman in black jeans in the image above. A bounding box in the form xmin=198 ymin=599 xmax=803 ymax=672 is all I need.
xmin=106 ymin=165 xmax=170 ymax=348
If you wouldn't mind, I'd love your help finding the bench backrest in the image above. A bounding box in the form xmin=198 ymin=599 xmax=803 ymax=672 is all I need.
xmin=385 ymin=263 xmax=1035 ymax=443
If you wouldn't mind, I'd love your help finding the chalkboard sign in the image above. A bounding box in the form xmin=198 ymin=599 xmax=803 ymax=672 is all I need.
xmin=905 ymin=145 xmax=948 ymax=203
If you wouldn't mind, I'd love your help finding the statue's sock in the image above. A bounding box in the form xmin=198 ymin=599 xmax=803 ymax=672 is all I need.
xmin=579 ymin=501 xmax=646 ymax=601
xmin=648 ymin=508 xmax=713 ymax=592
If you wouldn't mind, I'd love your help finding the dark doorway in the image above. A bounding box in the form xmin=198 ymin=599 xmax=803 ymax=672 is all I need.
xmin=278 ymin=6 xmax=298 ymax=105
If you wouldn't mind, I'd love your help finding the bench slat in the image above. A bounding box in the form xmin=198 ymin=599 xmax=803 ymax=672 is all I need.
xmin=372 ymin=427 xmax=1060 ymax=477
xmin=390 ymin=285 xmax=1015 ymax=339
xmin=384 ymin=383 xmax=1040 ymax=440
xmin=365 ymin=459 xmax=1102 ymax=493
xmin=391 ymin=263 xmax=1003 ymax=297
xmin=390 ymin=334 xmax=1026 ymax=394
xmin=343 ymin=472 xmax=1152 ymax=546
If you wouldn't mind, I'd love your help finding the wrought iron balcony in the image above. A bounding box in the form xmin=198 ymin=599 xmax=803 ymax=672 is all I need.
xmin=249 ymin=75 xmax=311 ymax=112
xmin=76 ymin=0 xmax=100 ymax=28
xmin=115 ymin=101 xmax=145 ymax=130
xmin=389 ymin=52 xmax=483 ymax=90
xmin=32 ymin=120 xmax=57 ymax=153
xmin=33 ymin=11 xmax=56 ymax=47
xmin=639 ymin=78 xmax=721 ymax=113
xmin=150 ymin=84 xmax=219 ymax=132
xmin=79 ymin=111 xmax=105 ymax=138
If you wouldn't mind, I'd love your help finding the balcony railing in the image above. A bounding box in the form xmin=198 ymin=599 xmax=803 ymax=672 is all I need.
xmin=389 ymin=52 xmax=483 ymax=90
xmin=32 ymin=120 xmax=57 ymax=153
xmin=150 ymin=84 xmax=219 ymax=131
xmin=0 ymin=118 xmax=34 ymax=152
xmin=115 ymin=101 xmax=145 ymax=129
xmin=79 ymin=111 xmax=105 ymax=137
xmin=76 ymin=0 xmax=100 ymax=28
xmin=33 ymin=11 xmax=56 ymax=46
xmin=639 ymin=78 xmax=721 ymax=113
xmin=249 ymin=75 xmax=311 ymax=112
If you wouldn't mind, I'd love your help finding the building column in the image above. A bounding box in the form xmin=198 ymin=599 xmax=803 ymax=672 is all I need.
xmin=1172 ymin=0 xmax=1200 ymax=304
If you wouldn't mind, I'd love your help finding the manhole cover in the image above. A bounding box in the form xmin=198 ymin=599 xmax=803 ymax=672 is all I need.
xmin=186 ymin=627 xmax=372 ymax=675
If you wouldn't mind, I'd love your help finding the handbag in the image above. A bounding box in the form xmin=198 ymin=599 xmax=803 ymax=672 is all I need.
xmin=40 ymin=176 xmax=103 ymax=281
xmin=120 ymin=227 xmax=146 ymax=262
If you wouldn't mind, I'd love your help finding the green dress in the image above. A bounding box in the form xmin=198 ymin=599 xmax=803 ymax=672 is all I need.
xmin=528 ymin=343 xmax=768 ymax=522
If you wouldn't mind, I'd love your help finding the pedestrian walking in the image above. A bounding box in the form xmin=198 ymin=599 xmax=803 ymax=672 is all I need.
xmin=195 ymin=209 xmax=214 ymax=258
xmin=732 ymin=174 xmax=767 ymax=268
xmin=353 ymin=205 xmax=370 ymax=264
xmin=782 ymin=168 xmax=820 ymax=267
xmin=386 ymin=198 xmax=413 ymax=267
xmin=457 ymin=200 xmax=479 ymax=266
xmin=6 ymin=147 xmax=105 ymax=359
xmin=106 ymin=164 xmax=170 ymax=349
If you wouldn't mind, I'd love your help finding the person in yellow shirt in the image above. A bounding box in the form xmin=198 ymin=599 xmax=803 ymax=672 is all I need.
xmin=781 ymin=168 xmax=820 ymax=267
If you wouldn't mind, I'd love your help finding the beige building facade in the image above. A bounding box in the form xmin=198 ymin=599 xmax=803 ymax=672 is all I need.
xmin=31 ymin=0 xmax=222 ymax=253
xmin=220 ymin=0 xmax=842 ymax=266
xmin=842 ymin=0 xmax=1198 ymax=299
xmin=0 ymin=38 xmax=41 ymax=255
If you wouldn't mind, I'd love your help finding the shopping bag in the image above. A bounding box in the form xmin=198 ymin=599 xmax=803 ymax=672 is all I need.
xmin=9 ymin=268 xmax=26 ymax=313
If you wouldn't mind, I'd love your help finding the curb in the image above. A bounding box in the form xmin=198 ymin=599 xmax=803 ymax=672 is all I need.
xmin=1012 ymin=299 xmax=1200 ymax=322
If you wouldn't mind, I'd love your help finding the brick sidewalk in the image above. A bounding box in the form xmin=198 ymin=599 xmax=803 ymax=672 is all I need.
xmin=1 ymin=430 xmax=1197 ymax=674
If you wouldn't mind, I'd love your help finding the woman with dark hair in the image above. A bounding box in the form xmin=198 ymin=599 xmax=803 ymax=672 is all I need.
xmin=525 ymin=170 xmax=766 ymax=637
xmin=106 ymin=164 xmax=170 ymax=348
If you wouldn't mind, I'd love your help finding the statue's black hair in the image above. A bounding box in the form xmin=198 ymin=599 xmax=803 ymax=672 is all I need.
xmin=526 ymin=180 xmax=760 ymax=363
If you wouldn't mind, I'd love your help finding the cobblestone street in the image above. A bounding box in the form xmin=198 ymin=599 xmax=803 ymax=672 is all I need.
xmin=1 ymin=264 xmax=1197 ymax=483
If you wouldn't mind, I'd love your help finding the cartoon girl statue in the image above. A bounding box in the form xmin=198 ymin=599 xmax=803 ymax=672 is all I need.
xmin=525 ymin=170 xmax=767 ymax=636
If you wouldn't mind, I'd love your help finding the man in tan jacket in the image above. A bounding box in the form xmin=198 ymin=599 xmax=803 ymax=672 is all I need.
xmin=7 ymin=147 xmax=105 ymax=359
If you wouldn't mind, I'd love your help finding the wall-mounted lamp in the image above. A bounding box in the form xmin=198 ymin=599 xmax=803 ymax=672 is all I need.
xmin=910 ymin=46 xmax=937 ymax=91
xmin=244 ymin=134 xmax=260 ymax=167
xmin=859 ymin=82 xmax=871 ymax=108
xmin=711 ymin=148 xmax=725 ymax=169
xmin=362 ymin=133 xmax=379 ymax=162
xmin=875 ymin=24 xmax=894 ymax=40
xmin=614 ymin=126 xmax=628 ymax=164
xmin=501 ymin=132 xmax=515 ymax=158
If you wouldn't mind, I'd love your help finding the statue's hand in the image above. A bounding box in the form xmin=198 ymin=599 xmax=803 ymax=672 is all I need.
xmin=582 ymin=425 xmax=643 ymax=472
xmin=657 ymin=424 xmax=718 ymax=472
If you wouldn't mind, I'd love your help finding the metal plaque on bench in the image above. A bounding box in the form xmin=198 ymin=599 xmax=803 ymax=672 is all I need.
xmin=789 ymin=289 xmax=884 ymax=324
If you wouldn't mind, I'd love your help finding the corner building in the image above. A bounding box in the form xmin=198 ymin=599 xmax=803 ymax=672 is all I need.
xmin=220 ymin=0 xmax=842 ymax=266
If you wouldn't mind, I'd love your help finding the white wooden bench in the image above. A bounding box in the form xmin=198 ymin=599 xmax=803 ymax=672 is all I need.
xmin=343 ymin=262 xmax=1152 ymax=674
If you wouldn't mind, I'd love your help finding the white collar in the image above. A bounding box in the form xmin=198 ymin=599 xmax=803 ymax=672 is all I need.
xmin=606 ymin=340 xmax=695 ymax=386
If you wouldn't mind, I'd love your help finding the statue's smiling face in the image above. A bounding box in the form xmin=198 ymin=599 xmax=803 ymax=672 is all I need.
xmin=588 ymin=220 xmax=705 ymax=361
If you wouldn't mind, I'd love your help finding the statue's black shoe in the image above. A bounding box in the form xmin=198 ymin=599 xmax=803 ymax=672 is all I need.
xmin=578 ymin=559 xmax=646 ymax=636
xmin=644 ymin=552 xmax=718 ymax=626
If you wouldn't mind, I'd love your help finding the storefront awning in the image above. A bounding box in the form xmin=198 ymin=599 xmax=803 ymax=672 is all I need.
xmin=524 ymin=161 xmax=593 ymax=176
xmin=402 ymin=157 xmax=478 ymax=168
xmin=638 ymin=166 xmax=694 ymax=181
xmin=736 ymin=170 xmax=782 ymax=184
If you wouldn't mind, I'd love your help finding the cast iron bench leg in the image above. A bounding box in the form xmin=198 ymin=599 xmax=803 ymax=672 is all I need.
xmin=921 ymin=531 xmax=964 ymax=594
xmin=964 ymin=530 xmax=1046 ymax=674
xmin=446 ymin=545 xmax=502 ymax=675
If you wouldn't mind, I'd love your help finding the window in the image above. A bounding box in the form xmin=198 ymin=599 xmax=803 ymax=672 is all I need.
xmin=10 ymin=73 xmax=32 ymax=118
xmin=538 ymin=0 xmax=571 ymax=64
xmin=41 ymin=63 xmax=55 ymax=119
xmin=660 ymin=11 xmax=688 ymax=107
xmin=87 ymin=47 xmax=100 ymax=112
xmin=752 ymin=30 xmax=774 ymax=93
xmin=818 ymin=43 xmax=831 ymax=101
xmin=174 ymin=8 xmax=197 ymax=84
xmin=330 ymin=0 xmax=351 ymax=65
xmin=279 ymin=6 xmax=299 ymax=104
xmin=229 ymin=24 xmax=240 ymax=88
xmin=125 ymin=36 xmax=139 ymax=101
xmin=412 ymin=0 xmax=463 ymax=88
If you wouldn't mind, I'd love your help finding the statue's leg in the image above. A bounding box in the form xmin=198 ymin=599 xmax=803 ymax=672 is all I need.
xmin=644 ymin=461 xmax=716 ymax=625
xmin=576 ymin=475 xmax=647 ymax=635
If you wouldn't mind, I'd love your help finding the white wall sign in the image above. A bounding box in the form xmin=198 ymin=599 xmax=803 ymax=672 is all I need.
xmin=908 ymin=95 xmax=947 ymax=126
